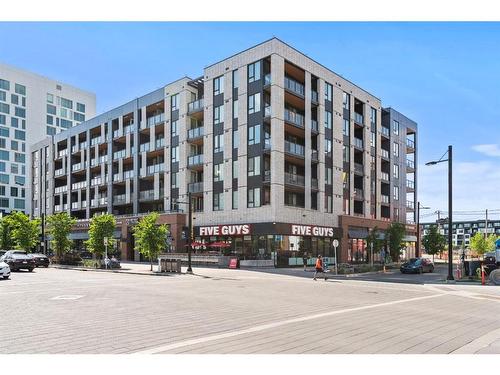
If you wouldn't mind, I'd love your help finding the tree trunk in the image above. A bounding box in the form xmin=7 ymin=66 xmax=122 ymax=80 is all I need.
xmin=150 ymin=257 xmax=153 ymax=272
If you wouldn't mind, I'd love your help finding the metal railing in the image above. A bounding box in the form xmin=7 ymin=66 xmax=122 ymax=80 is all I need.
xmin=284 ymin=108 xmax=305 ymax=128
xmin=285 ymin=140 xmax=305 ymax=157
xmin=57 ymin=149 xmax=68 ymax=158
xmin=147 ymin=163 xmax=165 ymax=175
xmin=381 ymin=127 xmax=390 ymax=137
xmin=55 ymin=168 xmax=65 ymax=177
xmin=54 ymin=186 xmax=67 ymax=194
xmin=406 ymin=180 xmax=415 ymax=189
xmin=188 ymin=98 xmax=204 ymax=113
xmin=188 ymin=154 xmax=203 ymax=166
xmin=406 ymin=138 xmax=415 ymax=149
xmin=406 ymin=200 xmax=415 ymax=209
xmin=354 ymin=188 xmax=364 ymax=198
xmin=311 ymin=119 xmax=318 ymax=132
xmin=146 ymin=113 xmax=165 ymax=127
xmin=354 ymin=163 xmax=364 ymax=174
xmin=90 ymin=137 xmax=102 ymax=146
xmin=188 ymin=126 xmax=204 ymax=140
xmin=264 ymin=170 xmax=271 ymax=182
xmin=285 ymin=173 xmax=305 ymax=186
xmin=71 ymin=181 xmax=87 ymax=190
xmin=284 ymin=76 xmax=305 ymax=96
xmin=406 ymin=159 xmax=415 ymax=169
xmin=188 ymin=181 xmax=204 ymax=193
xmin=381 ymin=194 xmax=390 ymax=203
xmin=381 ymin=172 xmax=390 ymax=181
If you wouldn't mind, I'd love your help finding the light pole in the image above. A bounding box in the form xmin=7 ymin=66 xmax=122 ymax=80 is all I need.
xmin=426 ymin=145 xmax=453 ymax=281
xmin=416 ymin=202 xmax=430 ymax=258
xmin=175 ymin=192 xmax=193 ymax=274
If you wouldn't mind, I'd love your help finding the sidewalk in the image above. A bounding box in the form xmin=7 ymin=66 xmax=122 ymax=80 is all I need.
xmin=50 ymin=262 xmax=176 ymax=276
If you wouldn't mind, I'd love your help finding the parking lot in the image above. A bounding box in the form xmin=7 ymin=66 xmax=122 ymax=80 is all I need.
xmin=1 ymin=266 xmax=500 ymax=354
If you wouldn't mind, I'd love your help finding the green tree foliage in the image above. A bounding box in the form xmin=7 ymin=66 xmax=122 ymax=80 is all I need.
xmin=365 ymin=226 xmax=384 ymax=263
xmin=422 ymin=225 xmax=446 ymax=262
xmin=470 ymin=232 xmax=498 ymax=256
xmin=0 ymin=217 xmax=16 ymax=250
xmin=85 ymin=213 xmax=116 ymax=258
xmin=47 ymin=212 xmax=76 ymax=257
xmin=133 ymin=212 xmax=168 ymax=271
xmin=4 ymin=211 xmax=40 ymax=252
xmin=386 ymin=222 xmax=406 ymax=261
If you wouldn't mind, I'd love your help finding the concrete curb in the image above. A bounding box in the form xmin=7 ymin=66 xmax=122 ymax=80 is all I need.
xmin=451 ymin=327 xmax=500 ymax=354
xmin=49 ymin=265 xmax=180 ymax=277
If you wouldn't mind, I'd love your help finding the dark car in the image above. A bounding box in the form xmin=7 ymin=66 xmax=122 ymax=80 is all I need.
xmin=29 ymin=253 xmax=50 ymax=268
xmin=0 ymin=250 xmax=36 ymax=272
xmin=483 ymin=252 xmax=498 ymax=275
xmin=400 ymin=257 xmax=434 ymax=274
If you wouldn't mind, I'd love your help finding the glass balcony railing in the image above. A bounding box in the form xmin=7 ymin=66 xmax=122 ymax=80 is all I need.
xmin=285 ymin=173 xmax=305 ymax=187
xmin=263 ymin=139 xmax=271 ymax=150
xmin=146 ymin=113 xmax=165 ymax=128
xmin=124 ymin=170 xmax=134 ymax=180
xmin=381 ymin=149 xmax=390 ymax=159
xmin=57 ymin=149 xmax=68 ymax=158
xmin=311 ymin=120 xmax=318 ymax=132
xmin=113 ymin=149 xmax=126 ymax=159
xmin=139 ymin=143 xmax=150 ymax=153
xmin=188 ymin=181 xmax=204 ymax=193
xmin=71 ymin=181 xmax=87 ymax=190
xmin=71 ymin=202 xmax=79 ymax=210
xmin=284 ymin=77 xmax=305 ymax=96
xmin=406 ymin=139 xmax=415 ymax=149
xmin=188 ymin=126 xmax=204 ymax=140
xmin=354 ymin=112 xmax=364 ymax=125
xmin=285 ymin=141 xmax=305 ymax=157
xmin=113 ymin=194 xmax=127 ymax=205
xmin=406 ymin=180 xmax=415 ymax=190
xmin=406 ymin=200 xmax=415 ymax=210
xmin=123 ymin=125 xmax=135 ymax=135
xmin=311 ymin=90 xmax=319 ymax=103
xmin=113 ymin=129 xmax=123 ymax=138
xmin=91 ymin=197 xmax=107 ymax=207
xmin=264 ymin=105 xmax=271 ymax=118
xmin=139 ymin=190 xmax=155 ymax=200
xmin=354 ymin=188 xmax=364 ymax=199
xmin=155 ymin=138 xmax=165 ymax=149
xmin=147 ymin=164 xmax=165 ymax=175
xmin=354 ymin=163 xmax=364 ymax=174
xmin=188 ymin=154 xmax=203 ymax=167
xmin=54 ymin=186 xmax=67 ymax=194
xmin=381 ymin=194 xmax=390 ymax=203
xmin=188 ymin=98 xmax=204 ymax=113
xmin=90 ymin=137 xmax=102 ymax=146
xmin=284 ymin=109 xmax=305 ymax=128
xmin=381 ymin=127 xmax=390 ymax=137
xmin=311 ymin=150 xmax=319 ymax=161
xmin=381 ymin=172 xmax=390 ymax=181
xmin=406 ymin=159 xmax=415 ymax=169
xmin=55 ymin=168 xmax=65 ymax=177
xmin=71 ymin=163 xmax=83 ymax=172
xmin=264 ymin=170 xmax=271 ymax=182
xmin=264 ymin=73 xmax=271 ymax=86
xmin=311 ymin=178 xmax=319 ymax=189
xmin=353 ymin=137 xmax=363 ymax=149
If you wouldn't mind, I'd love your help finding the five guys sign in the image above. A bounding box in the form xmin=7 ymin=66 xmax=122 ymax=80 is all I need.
xmin=290 ymin=224 xmax=335 ymax=237
xmin=199 ymin=224 xmax=251 ymax=236
xmin=197 ymin=223 xmax=337 ymax=238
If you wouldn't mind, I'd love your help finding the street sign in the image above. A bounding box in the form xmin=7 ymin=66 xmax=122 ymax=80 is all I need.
xmin=332 ymin=239 xmax=339 ymax=275
xmin=332 ymin=239 xmax=339 ymax=248
xmin=103 ymin=237 xmax=109 ymax=246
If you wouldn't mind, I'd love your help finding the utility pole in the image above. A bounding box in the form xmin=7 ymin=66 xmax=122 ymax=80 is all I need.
xmin=447 ymin=145 xmax=453 ymax=281
xmin=485 ymin=209 xmax=488 ymax=239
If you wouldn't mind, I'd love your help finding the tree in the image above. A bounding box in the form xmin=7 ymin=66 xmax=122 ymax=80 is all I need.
xmin=47 ymin=212 xmax=76 ymax=257
xmin=133 ymin=212 xmax=168 ymax=271
xmin=365 ymin=226 xmax=384 ymax=264
xmin=422 ymin=225 xmax=446 ymax=262
xmin=0 ymin=217 xmax=16 ymax=250
xmin=5 ymin=211 xmax=40 ymax=252
xmin=470 ymin=233 xmax=498 ymax=256
xmin=386 ymin=222 xmax=406 ymax=262
xmin=85 ymin=213 xmax=116 ymax=258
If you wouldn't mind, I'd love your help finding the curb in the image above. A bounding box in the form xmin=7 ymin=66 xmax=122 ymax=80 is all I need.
xmin=49 ymin=265 xmax=180 ymax=277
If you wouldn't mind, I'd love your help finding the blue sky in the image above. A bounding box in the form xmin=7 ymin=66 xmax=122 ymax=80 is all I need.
xmin=1 ymin=22 xmax=499 ymax=221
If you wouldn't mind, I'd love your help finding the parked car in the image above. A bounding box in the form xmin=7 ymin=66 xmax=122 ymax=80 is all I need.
xmin=400 ymin=257 xmax=434 ymax=274
xmin=29 ymin=253 xmax=50 ymax=268
xmin=0 ymin=250 xmax=6 ymax=258
xmin=0 ymin=250 xmax=36 ymax=272
xmin=0 ymin=259 xmax=10 ymax=279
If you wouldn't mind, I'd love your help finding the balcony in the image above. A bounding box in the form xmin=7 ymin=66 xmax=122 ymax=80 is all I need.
xmin=54 ymin=186 xmax=67 ymax=194
xmin=381 ymin=194 xmax=390 ymax=204
xmin=155 ymin=138 xmax=165 ymax=149
xmin=311 ymin=150 xmax=319 ymax=162
xmin=285 ymin=173 xmax=305 ymax=187
xmin=354 ymin=112 xmax=364 ymax=125
xmin=284 ymin=109 xmax=305 ymax=128
xmin=113 ymin=194 xmax=127 ymax=205
xmin=311 ymin=120 xmax=318 ymax=133
xmin=188 ymin=98 xmax=204 ymax=113
xmin=406 ymin=180 xmax=415 ymax=190
xmin=124 ymin=170 xmax=134 ymax=180
xmin=139 ymin=189 xmax=157 ymax=201
xmin=381 ymin=127 xmax=390 ymax=138
xmin=264 ymin=105 xmax=271 ymax=118
xmin=354 ymin=188 xmax=364 ymax=199
xmin=146 ymin=113 xmax=165 ymax=128
xmin=381 ymin=172 xmax=390 ymax=181
xmin=71 ymin=181 xmax=87 ymax=190
xmin=406 ymin=200 xmax=415 ymax=210
xmin=123 ymin=125 xmax=135 ymax=135
xmin=57 ymin=149 xmax=68 ymax=158
xmin=264 ymin=73 xmax=271 ymax=86
xmin=311 ymin=178 xmax=319 ymax=190
xmin=311 ymin=90 xmax=319 ymax=103
xmin=71 ymin=163 xmax=85 ymax=172
xmin=406 ymin=159 xmax=415 ymax=170
xmin=285 ymin=141 xmax=305 ymax=157
xmin=90 ymin=175 xmax=108 ymax=186
xmin=188 ymin=181 xmax=204 ymax=194
xmin=113 ymin=149 xmax=126 ymax=159
xmin=263 ymin=139 xmax=271 ymax=151
xmin=264 ymin=170 xmax=271 ymax=182
xmin=139 ymin=143 xmax=150 ymax=153
xmin=406 ymin=138 xmax=415 ymax=149
xmin=381 ymin=149 xmax=390 ymax=159
xmin=91 ymin=197 xmax=107 ymax=207
xmin=113 ymin=129 xmax=123 ymax=138
xmin=354 ymin=163 xmax=364 ymax=174
xmin=188 ymin=126 xmax=204 ymax=140
xmin=146 ymin=163 xmax=165 ymax=175
xmin=55 ymin=168 xmax=65 ymax=177
xmin=54 ymin=204 xmax=62 ymax=212
xmin=90 ymin=137 xmax=103 ymax=146
xmin=353 ymin=137 xmax=363 ymax=149
xmin=71 ymin=202 xmax=79 ymax=210
xmin=284 ymin=77 xmax=305 ymax=97
xmin=188 ymin=154 xmax=204 ymax=167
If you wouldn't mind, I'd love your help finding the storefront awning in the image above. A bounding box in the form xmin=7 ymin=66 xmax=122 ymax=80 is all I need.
xmin=348 ymin=228 xmax=369 ymax=239
xmin=403 ymin=235 xmax=417 ymax=242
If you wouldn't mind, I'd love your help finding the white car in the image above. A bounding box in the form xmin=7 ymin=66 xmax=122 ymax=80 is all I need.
xmin=0 ymin=260 xmax=10 ymax=279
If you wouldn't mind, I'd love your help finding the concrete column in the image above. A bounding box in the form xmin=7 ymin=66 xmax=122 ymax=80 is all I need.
xmin=304 ymin=72 xmax=312 ymax=210
xmin=317 ymin=79 xmax=325 ymax=214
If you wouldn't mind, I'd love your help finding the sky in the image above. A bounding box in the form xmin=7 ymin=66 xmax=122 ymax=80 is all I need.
xmin=0 ymin=22 xmax=499 ymax=222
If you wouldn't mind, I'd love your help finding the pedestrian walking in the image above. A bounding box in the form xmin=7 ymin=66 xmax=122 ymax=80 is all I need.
xmin=313 ymin=255 xmax=326 ymax=281
xmin=302 ymin=252 xmax=309 ymax=271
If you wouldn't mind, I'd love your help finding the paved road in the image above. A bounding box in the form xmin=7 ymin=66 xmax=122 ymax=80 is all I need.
xmin=1 ymin=266 xmax=499 ymax=354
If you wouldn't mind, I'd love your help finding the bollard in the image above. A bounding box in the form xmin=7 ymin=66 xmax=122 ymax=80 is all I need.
xmin=481 ymin=264 xmax=486 ymax=285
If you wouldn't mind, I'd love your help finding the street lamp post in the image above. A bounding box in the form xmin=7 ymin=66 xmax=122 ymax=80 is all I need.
xmin=425 ymin=145 xmax=454 ymax=281
xmin=416 ymin=202 xmax=430 ymax=258
xmin=175 ymin=192 xmax=193 ymax=274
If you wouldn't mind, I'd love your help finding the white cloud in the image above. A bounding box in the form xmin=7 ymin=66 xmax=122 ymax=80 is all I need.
xmin=471 ymin=144 xmax=500 ymax=157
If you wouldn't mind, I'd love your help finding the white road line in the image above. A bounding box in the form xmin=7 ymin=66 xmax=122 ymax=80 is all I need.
xmin=133 ymin=293 xmax=444 ymax=354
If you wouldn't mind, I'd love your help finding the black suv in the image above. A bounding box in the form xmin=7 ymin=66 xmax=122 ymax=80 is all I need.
xmin=0 ymin=250 xmax=36 ymax=272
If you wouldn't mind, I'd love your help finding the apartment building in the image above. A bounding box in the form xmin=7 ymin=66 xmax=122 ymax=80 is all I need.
xmin=0 ymin=63 xmax=96 ymax=214
xmin=422 ymin=219 xmax=500 ymax=249
xmin=31 ymin=38 xmax=417 ymax=265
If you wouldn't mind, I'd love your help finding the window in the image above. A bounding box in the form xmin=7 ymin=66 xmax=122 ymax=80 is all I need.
xmin=325 ymin=139 xmax=332 ymax=154
xmin=10 ymin=187 xmax=18 ymax=197
xmin=47 ymin=104 xmax=56 ymax=115
xmin=74 ymin=112 xmax=85 ymax=122
xmin=232 ymin=70 xmax=239 ymax=89
xmin=61 ymin=97 xmax=72 ymax=109
xmin=171 ymin=172 xmax=178 ymax=188
xmin=171 ymin=120 xmax=178 ymax=137
xmin=0 ymin=162 xmax=4 ymax=172
xmin=232 ymin=160 xmax=239 ymax=179
xmin=15 ymin=84 xmax=26 ymax=96
xmin=171 ymin=94 xmax=179 ymax=111
xmin=0 ymin=127 xmax=8 ymax=137
xmin=15 ymin=130 xmax=25 ymax=140
xmin=248 ymin=156 xmax=261 ymax=177
xmin=325 ymin=195 xmax=333 ymax=213
xmin=47 ymin=93 xmax=54 ymax=103
xmin=171 ymin=146 xmax=179 ymax=162
xmin=393 ymin=186 xmax=399 ymax=201
xmin=370 ymin=107 xmax=377 ymax=125
xmin=21 ymin=97 xmax=26 ymax=107
xmin=11 ymin=117 xmax=18 ymax=128
xmin=370 ymin=132 xmax=376 ymax=147
xmin=0 ymin=103 xmax=9 ymax=114
xmin=0 ymin=139 xmax=5 ymax=148
xmin=0 ymin=150 xmax=9 ymax=161
xmin=0 ymin=91 xmax=5 ymax=102
xmin=0 ymin=198 xmax=8 ymax=207
xmin=0 ymin=114 xmax=4 ymax=125
xmin=248 ymin=93 xmax=261 ymax=114
xmin=213 ymin=192 xmax=224 ymax=211
xmin=326 ymin=167 xmax=332 ymax=185
xmin=324 ymin=110 xmax=332 ymax=129
xmin=232 ymin=129 xmax=239 ymax=149
xmin=393 ymin=142 xmax=399 ymax=157
xmin=213 ymin=76 xmax=224 ymax=96
xmin=60 ymin=119 xmax=72 ymax=129
xmin=232 ymin=190 xmax=238 ymax=209
xmin=214 ymin=163 xmax=224 ymax=182
xmin=393 ymin=164 xmax=399 ymax=179
xmin=14 ymin=199 xmax=24 ymax=210
xmin=60 ymin=107 xmax=68 ymax=118
xmin=248 ymin=124 xmax=261 ymax=145
xmin=9 ymin=140 xmax=17 ymax=151
xmin=0 ymin=174 xmax=9 ymax=184
xmin=0 ymin=79 xmax=9 ymax=91
xmin=342 ymin=119 xmax=349 ymax=136
xmin=14 ymin=153 xmax=25 ymax=163
xmin=325 ymin=83 xmax=333 ymax=101
xmin=0 ymin=185 xmax=4 ymax=195
xmin=247 ymin=187 xmax=261 ymax=208
xmin=343 ymin=145 xmax=349 ymax=162
xmin=46 ymin=126 xmax=56 ymax=135
xmin=214 ymin=134 xmax=224 ymax=153
xmin=11 ymin=94 xmax=18 ymax=105
xmin=11 ymin=163 xmax=18 ymax=174
xmin=342 ymin=92 xmax=350 ymax=110
xmin=248 ymin=61 xmax=261 ymax=83
xmin=233 ymin=100 xmax=238 ymax=119
xmin=47 ymin=115 xmax=53 ymax=125
xmin=77 ymin=102 xmax=85 ymax=112
xmin=393 ymin=120 xmax=400 ymax=135
xmin=214 ymin=104 xmax=224 ymax=125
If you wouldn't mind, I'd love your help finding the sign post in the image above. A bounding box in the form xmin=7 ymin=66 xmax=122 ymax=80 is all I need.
xmin=104 ymin=237 xmax=109 ymax=270
xmin=332 ymin=239 xmax=339 ymax=275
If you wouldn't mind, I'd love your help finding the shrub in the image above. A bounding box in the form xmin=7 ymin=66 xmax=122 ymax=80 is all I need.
xmin=51 ymin=252 xmax=82 ymax=266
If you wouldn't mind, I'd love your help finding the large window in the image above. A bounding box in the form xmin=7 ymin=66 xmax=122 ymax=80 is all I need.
xmin=370 ymin=107 xmax=377 ymax=125
xmin=248 ymin=93 xmax=261 ymax=114
xmin=370 ymin=131 xmax=376 ymax=147
xmin=0 ymin=103 xmax=9 ymax=114
xmin=214 ymin=163 xmax=224 ymax=182
xmin=15 ymin=107 xmax=25 ymax=118
xmin=326 ymin=167 xmax=332 ymax=185
xmin=0 ymin=79 xmax=9 ymax=91
xmin=171 ymin=146 xmax=179 ymax=162
xmin=171 ymin=120 xmax=179 ymax=137
xmin=393 ymin=120 xmax=400 ymax=135
xmin=74 ymin=113 xmax=85 ymax=122
xmin=324 ymin=110 xmax=332 ymax=129
xmin=343 ymin=145 xmax=349 ymax=162
xmin=393 ymin=164 xmax=399 ymax=179
xmin=325 ymin=139 xmax=332 ymax=155
xmin=47 ymin=104 xmax=56 ymax=115
xmin=46 ymin=93 xmax=54 ymax=103
xmin=14 ymin=130 xmax=25 ymax=140
xmin=0 ymin=150 xmax=9 ymax=161
xmin=0 ymin=173 xmax=9 ymax=183
xmin=247 ymin=187 xmax=261 ymax=208
xmin=15 ymin=84 xmax=26 ymax=96
xmin=393 ymin=142 xmax=399 ymax=157
xmin=214 ymin=134 xmax=224 ymax=153
xmin=232 ymin=160 xmax=239 ymax=179
xmin=60 ymin=119 xmax=72 ymax=129
xmin=171 ymin=94 xmax=179 ymax=111
xmin=214 ymin=75 xmax=224 ymax=96
xmin=0 ymin=139 xmax=5 ymax=149
xmin=171 ymin=172 xmax=179 ymax=188
xmin=233 ymin=100 xmax=238 ymax=119
xmin=77 ymin=102 xmax=85 ymax=113
xmin=232 ymin=70 xmax=239 ymax=89
xmin=325 ymin=195 xmax=333 ymax=213
xmin=248 ymin=156 xmax=261 ymax=177
xmin=232 ymin=190 xmax=238 ymax=209
xmin=325 ymin=82 xmax=333 ymax=101
xmin=232 ymin=129 xmax=239 ymax=149
xmin=61 ymin=97 xmax=72 ymax=109
xmin=214 ymin=104 xmax=224 ymax=124
xmin=0 ymin=115 xmax=5 ymax=125
xmin=248 ymin=124 xmax=261 ymax=145
xmin=213 ymin=192 xmax=224 ymax=211
xmin=10 ymin=94 xmax=18 ymax=104
xmin=248 ymin=61 xmax=261 ymax=83
xmin=342 ymin=92 xmax=350 ymax=110
xmin=0 ymin=91 xmax=5 ymax=102
xmin=0 ymin=127 xmax=9 ymax=137
xmin=393 ymin=186 xmax=399 ymax=201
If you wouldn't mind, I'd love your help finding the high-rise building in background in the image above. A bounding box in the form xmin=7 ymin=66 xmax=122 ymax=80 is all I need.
xmin=0 ymin=63 xmax=96 ymax=214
